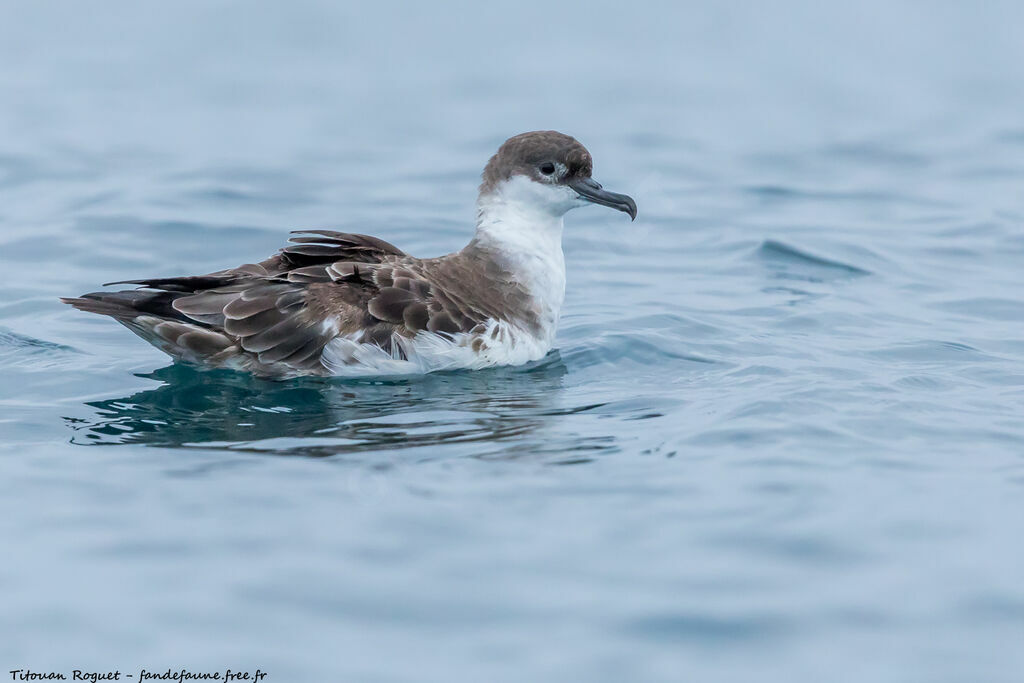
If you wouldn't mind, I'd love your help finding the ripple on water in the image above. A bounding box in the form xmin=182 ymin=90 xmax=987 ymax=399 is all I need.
xmin=0 ymin=328 xmax=81 ymax=369
xmin=62 ymin=360 xmax=590 ymax=459
xmin=753 ymin=239 xmax=871 ymax=281
xmin=560 ymin=333 xmax=719 ymax=372
xmin=559 ymin=314 xmax=724 ymax=373
xmin=624 ymin=612 xmax=795 ymax=646
xmin=931 ymin=297 xmax=1024 ymax=322
xmin=866 ymin=340 xmax=997 ymax=364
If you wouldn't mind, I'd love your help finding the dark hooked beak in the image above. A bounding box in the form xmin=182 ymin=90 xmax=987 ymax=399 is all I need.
xmin=567 ymin=176 xmax=637 ymax=221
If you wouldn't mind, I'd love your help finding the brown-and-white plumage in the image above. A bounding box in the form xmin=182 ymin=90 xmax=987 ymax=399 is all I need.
xmin=63 ymin=131 xmax=637 ymax=378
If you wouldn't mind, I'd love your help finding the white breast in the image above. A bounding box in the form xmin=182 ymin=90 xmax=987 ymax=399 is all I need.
xmin=321 ymin=175 xmax=570 ymax=377
xmin=473 ymin=175 xmax=568 ymax=345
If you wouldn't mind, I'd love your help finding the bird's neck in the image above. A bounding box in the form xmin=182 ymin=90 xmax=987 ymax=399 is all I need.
xmin=463 ymin=191 xmax=567 ymax=338
xmin=471 ymin=189 xmax=565 ymax=256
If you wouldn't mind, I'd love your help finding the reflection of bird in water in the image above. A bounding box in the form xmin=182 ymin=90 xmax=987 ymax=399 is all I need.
xmin=64 ymin=356 xmax=571 ymax=459
xmin=62 ymin=131 xmax=636 ymax=378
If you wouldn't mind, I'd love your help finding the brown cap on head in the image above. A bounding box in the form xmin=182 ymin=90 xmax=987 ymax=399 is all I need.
xmin=479 ymin=130 xmax=637 ymax=220
xmin=480 ymin=131 xmax=593 ymax=194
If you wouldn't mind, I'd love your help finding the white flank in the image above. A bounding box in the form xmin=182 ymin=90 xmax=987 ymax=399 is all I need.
xmin=321 ymin=319 xmax=551 ymax=377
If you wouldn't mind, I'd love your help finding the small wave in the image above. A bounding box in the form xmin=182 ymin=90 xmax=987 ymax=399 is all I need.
xmin=743 ymin=184 xmax=945 ymax=208
xmin=931 ymin=297 xmax=1024 ymax=322
xmin=624 ymin=611 xmax=794 ymax=644
xmin=995 ymin=128 xmax=1024 ymax=145
xmin=184 ymin=186 xmax=317 ymax=207
xmin=561 ymin=333 xmax=718 ymax=372
xmin=0 ymin=153 xmax=48 ymax=189
xmin=755 ymin=240 xmax=871 ymax=279
xmin=0 ymin=329 xmax=80 ymax=368
xmin=820 ymin=142 xmax=928 ymax=167
xmin=867 ymin=340 xmax=997 ymax=364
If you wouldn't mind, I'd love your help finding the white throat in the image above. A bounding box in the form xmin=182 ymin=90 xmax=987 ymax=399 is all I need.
xmin=471 ymin=176 xmax=573 ymax=343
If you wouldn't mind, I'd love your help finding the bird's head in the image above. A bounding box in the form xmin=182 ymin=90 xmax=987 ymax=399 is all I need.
xmin=479 ymin=131 xmax=637 ymax=221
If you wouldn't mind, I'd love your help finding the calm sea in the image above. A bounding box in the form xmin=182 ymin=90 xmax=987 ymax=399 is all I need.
xmin=2 ymin=2 xmax=1023 ymax=681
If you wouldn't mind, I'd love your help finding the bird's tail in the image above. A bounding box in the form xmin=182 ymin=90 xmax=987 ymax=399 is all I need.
xmin=61 ymin=290 xmax=236 ymax=365
xmin=60 ymin=289 xmax=188 ymax=322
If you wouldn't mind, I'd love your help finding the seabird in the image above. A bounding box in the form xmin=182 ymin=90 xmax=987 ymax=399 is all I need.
xmin=62 ymin=131 xmax=637 ymax=378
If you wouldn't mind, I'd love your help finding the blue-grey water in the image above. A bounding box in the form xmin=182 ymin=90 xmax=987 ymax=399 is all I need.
xmin=2 ymin=2 xmax=1024 ymax=681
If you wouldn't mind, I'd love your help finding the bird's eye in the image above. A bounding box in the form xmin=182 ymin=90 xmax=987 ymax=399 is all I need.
xmin=539 ymin=162 xmax=556 ymax=176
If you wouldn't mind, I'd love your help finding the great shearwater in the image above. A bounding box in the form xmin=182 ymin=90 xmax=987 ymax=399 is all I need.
xmin=63 ymin=131 xmax=637 ymax=378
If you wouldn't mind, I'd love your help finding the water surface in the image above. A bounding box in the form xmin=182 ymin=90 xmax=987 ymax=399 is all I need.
xmin=2 ymin=2 xmax=1024 ymax=681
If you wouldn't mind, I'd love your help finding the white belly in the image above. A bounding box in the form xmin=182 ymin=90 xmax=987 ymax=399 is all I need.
xmin=320 ymin=319 xmax=554 ymax=377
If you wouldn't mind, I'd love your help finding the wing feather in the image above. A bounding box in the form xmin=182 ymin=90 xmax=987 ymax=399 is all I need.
xmin=64 ymin=229 xmax=499 ymax=376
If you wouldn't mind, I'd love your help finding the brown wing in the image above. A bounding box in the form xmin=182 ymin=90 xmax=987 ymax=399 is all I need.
xmin=66 ymin=230 xmax=492 ymax=376
xmin=273 ymin=232 xmax=492 ymax=338
xmin=105 ymin=230 xmax=407 ymax=290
